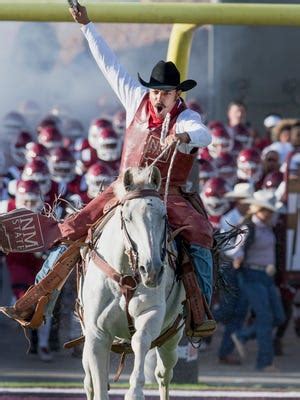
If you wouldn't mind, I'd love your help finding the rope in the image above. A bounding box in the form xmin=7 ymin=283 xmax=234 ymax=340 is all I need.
xmin=160 ymin=112 xmax=171 ymax=145
xmin=149 ymin=112 xmax=180 ymax=206
xmin=149 ymin=141 xmax=174 ymax=167
xmin=164 ymin=140 xmax=179 ymax=206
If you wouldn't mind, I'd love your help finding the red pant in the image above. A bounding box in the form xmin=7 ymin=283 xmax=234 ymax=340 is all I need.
xmin=59 ymin=184 xmax=213 ymax=249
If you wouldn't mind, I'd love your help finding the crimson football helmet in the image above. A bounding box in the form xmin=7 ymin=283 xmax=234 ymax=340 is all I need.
xmin=74 ymin=138 xmax=99 ymax=175
xmin=22 ymin=158 xmax=51 ymax=195
xmin=231 ymin=124 xmax=252 ymax=148
xmin=48 ymin=147 xmax=76 ymax=183
xmin=37 ymin=116 xmax=59 ymax=134
xmin=113 ymin=110 xmax=126 ymax=136
xmin=2 ymin=111 xmax=26 ymax=135
xmin=95 ymin=127 xmax=122 ymax=162
xmin=38 ymin=126 xmax=63 ymax=150
xmin=88 ymin=118 xmax=113 ymax=149
xmin=262 ymin=171 xmax=283 ymax=193
xmin=25 ymin=142 xmax=49 ymax=162
xmin=214 ymin=152 xmax=237 ymax=186
xmin=208 ymin=126 xmax=233 ymax=158
xmin=198 ymin=159 xmax=216 ymax=187
xmin=187 ymin=99 xmax=206 ymax=121
xmin=201 ymin=177 xmax=231 ymax=216
xmin=207 ymin=120 xmax=225 ymax=130
xmin=11 ymin=131 xmax=33 ymax=167
xmin=15 ymin=179 xmax=44 ymax=212
xmin=237 ymin=148 xmax=262 ymax=182
xmin=86 ymin=162 xmax=114 ymax=198
xmin=63 ymin=118 xmax=85 ymax=140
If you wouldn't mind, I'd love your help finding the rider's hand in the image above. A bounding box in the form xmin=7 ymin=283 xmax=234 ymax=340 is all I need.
xmin=162 ymin=132 xmax=191 ymax=147
xmin=69 ymin=3 xmax=90 ymax=25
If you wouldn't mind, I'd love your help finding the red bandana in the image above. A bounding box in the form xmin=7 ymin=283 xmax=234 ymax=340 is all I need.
xmin=148 ymin=99 xmax=181 ymax=129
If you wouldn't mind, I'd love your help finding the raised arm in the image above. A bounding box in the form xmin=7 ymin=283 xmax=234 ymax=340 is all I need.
xmin=69 ymin=4 xmax=146 ymax=123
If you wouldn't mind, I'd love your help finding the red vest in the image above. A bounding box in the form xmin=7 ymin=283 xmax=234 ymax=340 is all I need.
xmin=120 ymin=94 xmax=196 ymax=187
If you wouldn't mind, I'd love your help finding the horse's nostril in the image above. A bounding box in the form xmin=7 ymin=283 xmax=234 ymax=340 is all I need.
xmin=140 ymin=265 xmax=146 ymax=274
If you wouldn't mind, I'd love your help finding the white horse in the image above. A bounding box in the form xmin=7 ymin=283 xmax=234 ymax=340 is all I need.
xmin=81 ymin=166 xmax=185 ymax=400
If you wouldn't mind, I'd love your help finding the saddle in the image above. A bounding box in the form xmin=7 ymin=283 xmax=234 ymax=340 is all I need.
xmin=0 ymin=193 xmax=216 ymax=339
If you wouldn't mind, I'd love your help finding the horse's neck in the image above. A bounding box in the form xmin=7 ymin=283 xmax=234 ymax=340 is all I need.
xmin=97 ymin=208 xmax=130 ymax=274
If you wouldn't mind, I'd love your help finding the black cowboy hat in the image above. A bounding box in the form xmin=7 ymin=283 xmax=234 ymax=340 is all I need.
xmin=137 ymin=60 xmax=197 ymax=92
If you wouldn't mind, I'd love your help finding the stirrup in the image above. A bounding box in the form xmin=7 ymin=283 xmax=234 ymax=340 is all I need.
xmin=0 ymin=306 xmax=24 ymax=320
xmin=185 ymin=319 xmax=217 ymax=338
xmin=0 ymin=295 xmax=49 ymax=329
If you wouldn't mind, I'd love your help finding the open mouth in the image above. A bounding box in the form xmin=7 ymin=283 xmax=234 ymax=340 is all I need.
xmin=155 ymin=104 xmax=164 ymax=114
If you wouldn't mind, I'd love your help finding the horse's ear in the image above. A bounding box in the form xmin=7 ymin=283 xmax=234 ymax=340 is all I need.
xmin=123 ymin=168 xmax=134 ymax=191
xmin=149 ymin=166 xmax=161 ymax=190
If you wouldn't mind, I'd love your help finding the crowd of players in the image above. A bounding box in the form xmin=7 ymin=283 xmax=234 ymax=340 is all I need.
xmin=0 ymin=98 xmax=299 ymax=366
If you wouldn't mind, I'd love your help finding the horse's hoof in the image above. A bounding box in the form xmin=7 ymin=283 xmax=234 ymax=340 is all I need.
xmin=125 ymin=390 xmax=144 ymax=400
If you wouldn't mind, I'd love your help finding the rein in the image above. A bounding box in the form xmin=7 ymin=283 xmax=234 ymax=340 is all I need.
xmin=120 ymin=189 xmax=165 ymax=276
xmin=80 ymin=188 xmax=184 ymax=382
xmin=90 ymin=188 xmax=168 ymax=336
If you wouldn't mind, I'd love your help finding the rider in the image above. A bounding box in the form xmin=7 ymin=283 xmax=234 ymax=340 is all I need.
xmin=0 ymin=3 xmax=215 ymax=337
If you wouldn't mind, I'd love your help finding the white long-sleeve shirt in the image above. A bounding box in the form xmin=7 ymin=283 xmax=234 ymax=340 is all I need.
xmin=81 ymin=23 xmax=211 ymax=154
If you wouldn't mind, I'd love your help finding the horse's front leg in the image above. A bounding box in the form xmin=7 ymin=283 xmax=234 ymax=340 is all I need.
xmin=125 ymin=308 xmax=164 ymax=400
xmin=155 ymin=328 xmax=183 ymax=400
xmin=83 ymin=328 xmax=112 ymax=400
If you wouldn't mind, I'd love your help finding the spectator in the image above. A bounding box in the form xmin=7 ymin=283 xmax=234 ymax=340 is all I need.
xmin=265 ymin=119 xmax=294 ymax=164
xmin=215 ymin=183 xmax=253 ymax=365
xmin=230 ymin=190 xmax=285 ymax=371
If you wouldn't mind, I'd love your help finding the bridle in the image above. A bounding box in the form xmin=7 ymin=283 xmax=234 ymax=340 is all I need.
xmin=87 ymin=187 xmax=182 ymax=362
xmin=119 ymin=189 xmax=168 ymax=282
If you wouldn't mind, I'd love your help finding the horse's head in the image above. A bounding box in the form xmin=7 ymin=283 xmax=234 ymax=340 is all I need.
xmin=115 ymin=166 xmax=167 ymax=288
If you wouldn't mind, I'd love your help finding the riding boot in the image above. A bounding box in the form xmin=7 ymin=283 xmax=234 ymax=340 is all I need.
xmin=0 ymin=241 xmax=82 ymax=329
xmin=180 ymin=244 xmax=216 ymax=338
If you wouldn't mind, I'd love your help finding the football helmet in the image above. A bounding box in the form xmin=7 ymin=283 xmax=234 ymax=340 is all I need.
xmin=86 ymin=162 xmax=114 ymax=198
xmin=48 ymin=147 xmax=76 ymax=183
xmin=15 ymin=179 xmax=44 ymax=212
xmin=207 ymin=120 xmax=225 ymax=130
xmin=25 ymin=142 xmax=49 ymax=162
xmin=214 ymin=152 xmax=237 ymax=186
xmin=187 ymin=99 xmax=206 ymax=121
xmin=237 ymin=148 xmax=262 ymax=182
xmin=262 ymin=171 xmax=283 ymax=193
xmin=63 ymin=118 xmax=85 ymax=140
xmin=2 ymin=111 xmax=26 ymax=135
xmin=208 ymin=126 xmax=233 ymax=158
xmin=11 ymin=131 xmax=33 ymax=167
xmin=95 ymin=127 xmax=122 ymax=162
xmin=198 ymin=159 xmax=216 ymax=187
xmin=201 ymin=177 xmax=231 ymax=216
xmin=88 ymin=118 xmax=113 ymax=149
xmin=197 ymin=147 xmax=212 ymax=162
xmin=19 ymin=100 xmax=41 ymax=130
xmin=38 ymin=126 xmax=63 ymax=150
xmin=113 ymin=110 xmax=126 ymax=136
xmin=37 ymin=115 xmax=61 ymax=135
xmin=231 ymin=124 xmax=252 ymax=148
xmin=22 ymin=158 xmax=52 ymax=195
xmin=74 ymin=138 xmax=99 ymax=175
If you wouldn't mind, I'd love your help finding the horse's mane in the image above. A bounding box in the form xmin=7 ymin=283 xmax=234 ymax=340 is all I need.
xmin=114 ymin=167 xmax=161 ymax=201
